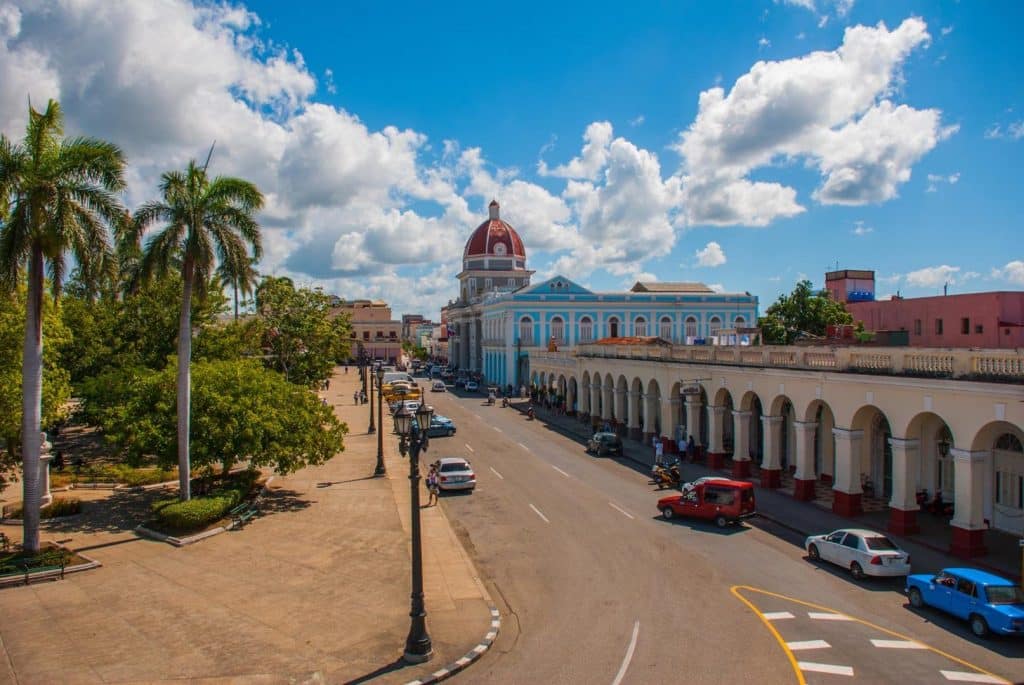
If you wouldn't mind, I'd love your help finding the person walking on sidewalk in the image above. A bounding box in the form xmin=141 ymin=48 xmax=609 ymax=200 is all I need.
xmin=654 ymin=439 xmax=664 ymax=467
xmin=426 ymin=465 xmax=439 ymax=506
xmin=354 ymin=390 xmax=360 ymax=405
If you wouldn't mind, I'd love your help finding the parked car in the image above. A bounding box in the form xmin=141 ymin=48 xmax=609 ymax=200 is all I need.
xmin=426 ymin=415 xmax=457 ymax=437
xmin=805 ymin=529 xmax=911 ymax=579
xmin=434 ymin=457 xmax=476 ymax=492
xmin=586 ymin=432 xmax=623 ymax=457
xmin=391 ymin=399 xmax=421 ymax=415
xmin=658 ymin=479 xmax=756 ymax=528
xmin=465 ymin=380 xmax=479 ymax=392
xmin=454 ymin=376 xmax=466 ymax=388
xmin=906 ymin=568 xmax=1024 ymax=638
xmin=431 ymin=381 xmax=447 ymax=392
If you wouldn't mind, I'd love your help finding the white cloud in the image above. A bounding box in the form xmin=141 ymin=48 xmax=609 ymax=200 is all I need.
xmin=629 ymin=115 xmax=645 ymax=127
xmin=796 ymin=32 xmax=806 ymax=40
xmin=926 ymin=172 xmax=960 ymax=192
xmin=876 ymin=273 xmax=902 ymax=285
xmin=675 ymin=18 xmax=951 ymax=226
xmin=991 ymin=260 xmax=1024 ymax=285
xmin=851 ymin=220 xmax=873 ymax=236
xmin=905 ymin=264 xmax=960 ymax=288
xmin=758 ymin=37 xmax=771 ymax=49
xmin=777 ymin=0 xmax=855 ymax=23
xmin=707 ymin=283 xmax=725 ymax=293
xmin=940 ymin=25 xmax=954 ymax=36
xmin=695 ymin=241 xmax=727 ymax=267
xmin=538 ymin=121 xmax=614 ymax=180
xmin=768 ymin=275 xmax=782 ymax=282
xmin=985 ymin=121 xmax=1024 ymax=140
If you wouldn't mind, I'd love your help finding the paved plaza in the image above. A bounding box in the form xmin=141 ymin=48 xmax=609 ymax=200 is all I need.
xmin=0 ymin=368 xmax=494 ymax=685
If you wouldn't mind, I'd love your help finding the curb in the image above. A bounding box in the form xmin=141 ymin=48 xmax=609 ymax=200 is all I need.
xmin=0 ymin=544 xmax=102 ymax=589
xmin=403 ymin=604 xmax=501 ymax=685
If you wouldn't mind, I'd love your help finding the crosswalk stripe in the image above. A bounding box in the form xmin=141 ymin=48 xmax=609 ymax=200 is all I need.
xmin=786 ymin=640 xmax=830 ymax=650
xmin=762 ymin=611 xmax=794 ymax=620
xmin=798 ymin=662 xmax=854 ymax=676
xmin=939 ymin=671 xmax=1007 ymax=684
xmin=808 ymin=611 xmax=853 ymax=621
xmin=870 ymin=639 xmax=926 ymax=649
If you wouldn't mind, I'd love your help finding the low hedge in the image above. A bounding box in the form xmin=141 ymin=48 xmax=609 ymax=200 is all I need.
xmin=149 ymin=471 xmax=257 ymax=534
xmin=4 ymin=497 xmax=83 ymax=520
xmin=51 ymin=464 xmax=176 ymax=488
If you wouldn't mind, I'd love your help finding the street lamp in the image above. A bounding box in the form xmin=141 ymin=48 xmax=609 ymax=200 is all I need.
xmin=367 ymin=361 xmax=377 ymax=434
xmin=374 ymin=364 xmax=386 ymax=476
xmin=394 ymin=403 xmax=435 ymax=664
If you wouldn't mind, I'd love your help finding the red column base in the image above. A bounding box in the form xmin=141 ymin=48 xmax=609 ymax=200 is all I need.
xmin=793 ymin=478 xmax=816 ymax=501
xmin=707 ymin=452 xmax=725 ymax=470
xmin=819 ymin=473 xmax=833 ymax=485
xmin=950 ymin=526 xmax=987 ymax=558
xmin=887 ymin=508 xmax=920 ymax=535
xmin=732 ymin=459 xmax=751 ymax=479
xmin=760 ymin=468 xmax=781 ymax=489
xmin=832 ymin=491 xmax=862 ymax=517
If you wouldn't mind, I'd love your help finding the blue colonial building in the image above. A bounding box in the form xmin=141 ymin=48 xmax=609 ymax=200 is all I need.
xmin=443 ymin=201 xmax=758 ymax=388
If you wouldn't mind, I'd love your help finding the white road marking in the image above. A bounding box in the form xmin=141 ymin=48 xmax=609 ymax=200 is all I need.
xmin=551 ymin=465 xmax=570 ymax=478
xmin=518 ymin=442 xmax=530 ymax=451
xmin=465 ymin=444 xmax=475 ymax=453
xmin=870 ymin=639 xmax=926 ymax=649
xmin=808 ymin=612 xmax=853 ymax=621
xmin=762 ymin=612 xmax=794 ymax=620
xmin=940 ymin=672 xmax=1007 ymax=684
xmin=529 ymin=504 xmax=550 ymax=523
xmin=797 ymin=662 xmax=854 ymax=676
xmin=610 ymin=621 xmax=640 ymax=685
xmin=493 ymin=426 xmax=502 ymax=433
xmin=608 ymin=502 xmax=634 ymax=519
xmin=786 ymin=640 xmax=831 ymax=650
xmin=489 ymin=467 xmax=504 ymax=480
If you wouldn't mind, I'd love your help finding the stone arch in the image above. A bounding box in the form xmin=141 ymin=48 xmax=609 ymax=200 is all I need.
xmin=711 ymin=387 xmax=736 ymax=456
xmin=851 ymin=405 xmax=893 ymax=499
xmin=803 ymin=399 xmax=837 ymax=481
xmin=580 ymin=371 xmax=591 ymax=416
xmin=566 ymin=375 xmax=578 ymax=414
xmin=767 ymin=394 xmax=796 ymax=472
xmin=904 ymin=412 xmax=957 ymax=504
xmin=972 ymin=421 xmax=1024 ymax=536
xmin=738 ymin=392 xmax=764 ymax=462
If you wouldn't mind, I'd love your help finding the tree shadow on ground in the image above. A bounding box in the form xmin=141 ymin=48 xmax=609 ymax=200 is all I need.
xmin=37 ymin=487 xmax=169 ymax=538
xmin=256 ymin=486 xmax=312 ymax=516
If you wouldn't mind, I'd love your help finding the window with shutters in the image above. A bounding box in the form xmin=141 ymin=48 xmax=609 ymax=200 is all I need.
xmin=659 ymin=317 xmax=673 ymax=340
xmin=580 ymin=317 xmax=593 ymax=342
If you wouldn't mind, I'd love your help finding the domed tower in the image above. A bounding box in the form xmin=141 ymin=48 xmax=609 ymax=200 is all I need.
xmin=457 ymin=200 xmax=533 ymax=303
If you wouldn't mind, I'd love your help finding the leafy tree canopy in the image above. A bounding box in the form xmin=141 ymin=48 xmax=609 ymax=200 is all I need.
xmin=757 ymin=279 xmax=853 ymax=345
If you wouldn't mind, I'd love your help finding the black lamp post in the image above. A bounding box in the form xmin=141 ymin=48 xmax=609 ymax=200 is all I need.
xmin=394 ymin=403 xmax=435 ymax=664
xmin=367 ymin=361 xmax=377 ymax=434
xmin=374 ymin=365 xmax=386 ymax=476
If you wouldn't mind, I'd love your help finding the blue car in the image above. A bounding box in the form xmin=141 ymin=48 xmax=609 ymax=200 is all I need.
xmin=905 ymin=567 xmax=1024 ymax=638
xmin=425 ymin=415 xmax=457 ymax=438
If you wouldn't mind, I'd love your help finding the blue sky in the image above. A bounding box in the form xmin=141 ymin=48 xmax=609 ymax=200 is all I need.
xmin=1 ymin=0 xmax=1021 ymax=316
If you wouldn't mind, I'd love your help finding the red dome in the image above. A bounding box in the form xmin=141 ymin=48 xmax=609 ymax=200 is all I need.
xmin=463 ymin=200 xmax=526 ymax=261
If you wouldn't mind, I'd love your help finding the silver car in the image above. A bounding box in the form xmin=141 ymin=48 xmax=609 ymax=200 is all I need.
xmin=434 ymin=457 xmax=476 ymax=492
xmin=805 ymin=528 xmax=911 ymax=579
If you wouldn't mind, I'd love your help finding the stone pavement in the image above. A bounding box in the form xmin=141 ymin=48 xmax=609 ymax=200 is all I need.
xmin=523 ymin=402 xmax=1023 ymax=583
xmin=0 ymin=367 xmax=494 ymax=685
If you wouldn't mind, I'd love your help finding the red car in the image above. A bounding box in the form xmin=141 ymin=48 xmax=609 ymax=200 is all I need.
xmin=657 ymin=478 xmax=756 ymax=528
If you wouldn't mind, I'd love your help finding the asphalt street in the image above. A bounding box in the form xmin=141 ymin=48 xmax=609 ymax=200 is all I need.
xmin=421 ymin=384 xmax=1023 ymax=685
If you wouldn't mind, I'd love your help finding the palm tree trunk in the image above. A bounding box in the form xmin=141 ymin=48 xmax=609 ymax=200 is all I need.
xmin=176 ymin=257 xmax=195 ymax=501
xmin=21 ymin=246 xmax=44 ymax=552
xmin=233 ymin=281 xmax=239 ymax=321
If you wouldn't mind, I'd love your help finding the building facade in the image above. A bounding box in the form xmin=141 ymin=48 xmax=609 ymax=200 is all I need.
xmin=443 ymin=201 xmax=759 ymax=388
xmin=331 ymin=299 xmax=402 ymax=362
xmin=826 ymin=269 xmax=1024 ymax=349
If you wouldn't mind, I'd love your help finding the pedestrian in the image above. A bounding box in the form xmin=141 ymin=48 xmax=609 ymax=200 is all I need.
xmin=325 ymin=378 xmax=331 ymax=390
xmin=426 ymin=465 xmax=439 ymax=506
xmin=654 ymin=439 xmax=664 ymax=466
xmin=687 ymin=434 xmax=696 ymax=462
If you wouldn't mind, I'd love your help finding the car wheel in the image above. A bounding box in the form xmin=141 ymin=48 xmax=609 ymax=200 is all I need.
xmin=715 ymin=515 xmax=728 ymax=529
xmin=448 ymin=428 xmax=455 ymax=436
xmin=661 ymin=506 xmax=674 ymax=520
xmin=908 ymin=587 xmax=924 ymax=609
xmin=850 ymin=561 xmax=865 ymax=580
xmin=969 ymin=614 xmax=990 ymax=638
xmin=807 ymin=544 xmax=820 ymax=561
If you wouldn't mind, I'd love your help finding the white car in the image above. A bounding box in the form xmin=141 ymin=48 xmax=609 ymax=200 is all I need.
xmin=465 ymin=380 xmax=479 ymax=392
xmin=391 ymin=399 xmax=421 ymax=415
xmin=431 ymin=381 xmax=446 ymax=392
xmin=805 ymin=528 xmax=911 ymax=579
xmin=434 ymin=457 xmax=476 ymax=492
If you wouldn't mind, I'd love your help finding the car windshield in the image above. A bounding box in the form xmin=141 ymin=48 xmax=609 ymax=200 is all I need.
xmin=863 ymin=536 xmax=899 ymax=551
xmin=440 ymin=462 xmax=469 ymax=472
xmin=986 ymin=585 xmax=1024 ymax=605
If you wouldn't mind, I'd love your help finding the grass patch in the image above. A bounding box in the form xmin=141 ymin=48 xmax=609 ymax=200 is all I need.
xmin=0 ymin=542 xmax=88 ymax=576
xmin=3 ymin=497 xmax=83 ymax=520
xmin=148 ymin=470 xmax=259 ymax=535
xmin=50 ymin=464 xmax=177 ymax=488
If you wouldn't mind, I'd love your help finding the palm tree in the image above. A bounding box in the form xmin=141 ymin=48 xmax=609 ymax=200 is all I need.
xmin=130 ymin=161 xmax=262 ymax=500
xmin=217 ymin=254 xmax=259 ymax=321
xmin=0 ymin=100 xmax=125 ymax=552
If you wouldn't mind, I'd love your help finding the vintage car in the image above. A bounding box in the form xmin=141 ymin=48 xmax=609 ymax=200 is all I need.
xmin=586 ymin=432 xmax=623 ymax=457
xmin=425 ymin=415 xmax=457 ymax=437
xmin=657 ymin=479 xmax=756 ymax=528
xmin=906 ymin=567 xmax=1024 ymax=638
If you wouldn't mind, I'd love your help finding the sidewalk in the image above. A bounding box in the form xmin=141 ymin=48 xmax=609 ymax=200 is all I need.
xmin=524 ymin=402 xmax=1022 ymax=583
xmin=0 ymin=368 xmax=495 ymax=685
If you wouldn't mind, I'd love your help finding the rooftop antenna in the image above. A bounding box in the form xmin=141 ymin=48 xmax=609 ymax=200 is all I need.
xmin=201 ymin=140 xmax=217 ymax=172
xmin=943 ymin=281 xmax=949 ymax=296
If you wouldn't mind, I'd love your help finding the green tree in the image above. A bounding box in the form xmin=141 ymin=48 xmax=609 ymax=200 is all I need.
xmin=216 ymin=254 xmax=259 ymax=321
xmin=758 ymin=279 xmax=853 ymax=345
xmin=129 ymin=161 xmax=263 ymax=500
xmin=89 ymin=359 xmax=346 ymax=476
xmin=255 ymin=276 xmax=350 ymax=385
xmin=0 ymin=100 xmax=125 ymax=551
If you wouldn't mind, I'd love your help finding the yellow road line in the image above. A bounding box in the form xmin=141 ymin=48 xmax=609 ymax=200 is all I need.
xmin=731 ymin=585 xmax=1011 ymax=685
xmin=729 ymin=586 xmax=806 ymax=685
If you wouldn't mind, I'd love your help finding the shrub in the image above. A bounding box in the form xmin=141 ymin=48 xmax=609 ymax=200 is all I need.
xmin=149 ymin=471 xmax=257 ymax=533
xmin=4 ymin=497 xmax=82 ymax=520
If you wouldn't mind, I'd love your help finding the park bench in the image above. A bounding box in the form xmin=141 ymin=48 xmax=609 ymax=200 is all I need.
xmin=0 ymin=550 xmax=67 ymax=585
xmin=0 ymin=531 xmax=9 ymax=552
xmin=229 ymin=501 xmax=258 ymax=527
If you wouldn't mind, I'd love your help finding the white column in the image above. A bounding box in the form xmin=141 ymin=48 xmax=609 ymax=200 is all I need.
xmin=39 ymin=432 xmax=54 ymax=506
xmin=889 ymin=438 xmax=921 ymax=511
xmin=793 ymin=421 xmax=818 ymax=481
xmin=627 ymin=392 xmax=641 ymax=430
xmin=661 ymin=398 xmax=679 ymax=441
xmin=707 ymin=405 xmax=726 ymax=453
xmin=951 ymin=448 xmax=988 ymax=531
xmin=732 ymin=411 xmax=751 ymax=463
xmin=831 ymin=428 xmax=864 ymax=495
xmin=761 ymin=415 xmax=783 ymax=471
xmin=685 ymin=396 xmax=703 ymax=446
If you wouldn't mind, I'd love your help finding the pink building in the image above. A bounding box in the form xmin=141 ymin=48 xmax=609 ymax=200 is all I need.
xmin=825 ymin=270 xmax=1024 ymax=349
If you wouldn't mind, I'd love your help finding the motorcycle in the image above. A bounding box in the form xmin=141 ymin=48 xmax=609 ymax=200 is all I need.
xmin=502 ymin=397 xmax=510 ymax=408
xmin=650 ymin=463 xmax=681 ymax=490
xmin=527 ymin=407 xmax=535 ymax=420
